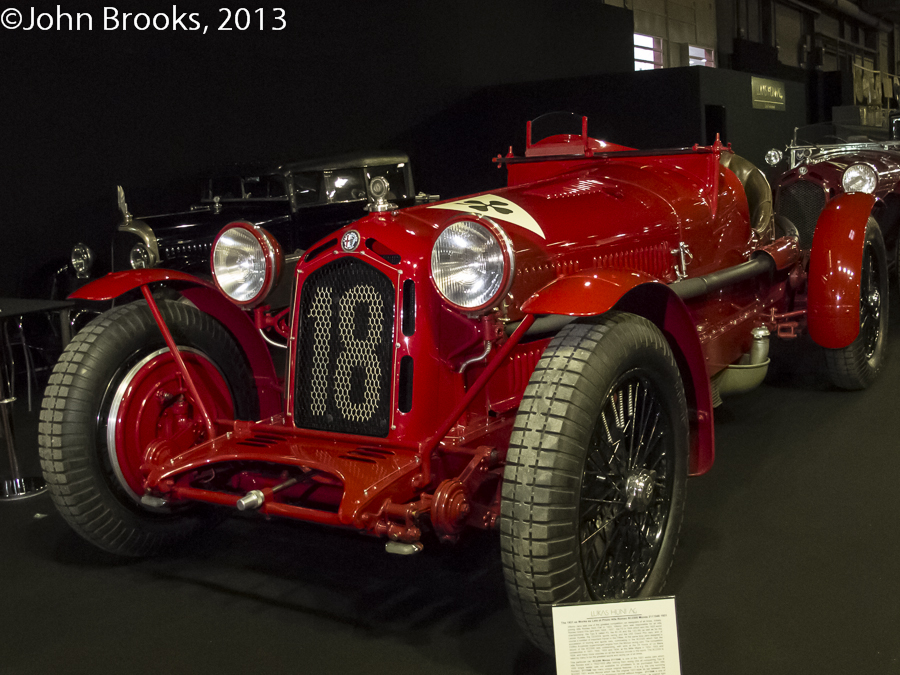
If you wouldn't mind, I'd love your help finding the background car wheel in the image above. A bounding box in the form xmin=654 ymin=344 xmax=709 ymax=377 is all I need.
xmin=38 ymin=299 xmax=258 ymax=556
xmin=500 ymin=313 xmax=689 ymax=653
xmin=824 ymin=218 xmax=888 ymax=390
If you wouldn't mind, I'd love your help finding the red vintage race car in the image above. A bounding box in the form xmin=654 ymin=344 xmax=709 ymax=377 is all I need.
xmin=39 ymin=113 xmax=886 ymax=652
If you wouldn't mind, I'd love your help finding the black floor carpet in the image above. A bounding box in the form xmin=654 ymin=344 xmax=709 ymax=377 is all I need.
xmin=2 ymin=310 xmax=899 ymax=675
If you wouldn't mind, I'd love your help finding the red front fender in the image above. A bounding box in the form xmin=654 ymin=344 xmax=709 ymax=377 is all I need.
xmin=70 ymin=269 xmax=282 ymax=417
xmin=521 ymin=270 xmax=715 ymax=476
xmin=807 ymin=192 xmax=877 ymax=349
xmin=521 ymin=268 xmax=660 ymax=315
xmin=69 ymin=269 xmax=207 ymax=300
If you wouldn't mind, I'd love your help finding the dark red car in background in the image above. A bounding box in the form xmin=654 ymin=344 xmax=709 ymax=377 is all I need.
xmin=767 ymin=121 xmax=900 ymax=388
xmin=39 ymin=114 xmax=886 ymax=652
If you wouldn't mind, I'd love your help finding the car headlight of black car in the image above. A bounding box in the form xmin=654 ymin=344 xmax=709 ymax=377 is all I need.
xmin=129 ymin=242 xmax=157 ymax=269
xmin=841 ymin=163 xmax=878 ymax=194
xmin=430 ymin=217 xmax=515 ymax=314
xmin=211 ymin=221 xmax=283 ymax=307
xmin=70 ymin=242 xmax=95 ymax=279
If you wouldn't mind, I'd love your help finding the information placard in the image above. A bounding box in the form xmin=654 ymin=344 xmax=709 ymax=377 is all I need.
xmin=552 ymin=596 xmax=681 ymax=675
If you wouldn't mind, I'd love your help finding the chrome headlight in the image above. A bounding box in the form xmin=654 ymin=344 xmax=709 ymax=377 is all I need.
xmin=842 ymin=164 xmax=878 ymax=194
xmin=764 ymin=149 xmax=783 ymax=166
xmin=211 ymin=222 xmax=282 ymax=307
xmin=431 ymin=218 xmax=514 ymax=313
xmin=129 ymin=242 xmax=155 ymax=269
xmin=70 ymin=243 xmax=94 ymax=279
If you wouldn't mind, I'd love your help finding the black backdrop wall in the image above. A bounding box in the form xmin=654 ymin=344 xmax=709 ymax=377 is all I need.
xmin=404 ymin=66 xmax=808 ymax=193
xmin=0 ymin=0 xmax=633 ymax=297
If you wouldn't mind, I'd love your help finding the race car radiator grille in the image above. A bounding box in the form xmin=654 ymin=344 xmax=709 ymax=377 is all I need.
xmin=775 ymin=181 xmax=827 ymax=248
xmin=293 ymin=258 xmax=395 ymax=437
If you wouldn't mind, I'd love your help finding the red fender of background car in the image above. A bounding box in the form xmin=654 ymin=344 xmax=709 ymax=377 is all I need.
xmin=520 ymin=268 xmax=715 ymax=476
xmin=69 ymin=269 xmax=282 ymax=416
xmin=807 ymin=192 xmax=878 ymax=349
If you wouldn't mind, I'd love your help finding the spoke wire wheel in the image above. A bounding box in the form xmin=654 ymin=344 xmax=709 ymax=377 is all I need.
xmin=38 ymin=299 xmax=257 ymax=556
xmin=824 ymin=218 xmax=889 ymax=390
xmin=859 ymin=237 xmax=882 ymax=359
xmin=580 ymin=370 xmax=675 ymax=599
xmin=501 ymin=312 xmax=688 ymax=653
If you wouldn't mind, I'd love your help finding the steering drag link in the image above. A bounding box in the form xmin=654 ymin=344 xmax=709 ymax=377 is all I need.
xmin=236 ymin=477 xmax=299 ymax=511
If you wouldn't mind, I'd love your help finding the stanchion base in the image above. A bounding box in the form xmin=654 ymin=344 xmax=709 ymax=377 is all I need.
xmin=0 ymin=476 xmax=48 ymax=501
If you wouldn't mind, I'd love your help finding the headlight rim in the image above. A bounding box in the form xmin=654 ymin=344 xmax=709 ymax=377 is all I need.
xmin=841 ymin=162 xmax=879 ymax=194
xmin=211 ymin=220 xmax=282 ymax=308
xmin=430 ymin=215 xmax=516 ymax=315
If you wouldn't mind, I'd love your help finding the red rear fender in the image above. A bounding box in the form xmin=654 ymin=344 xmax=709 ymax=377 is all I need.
xmin=807 ymin=192 xmax=877 ymax=349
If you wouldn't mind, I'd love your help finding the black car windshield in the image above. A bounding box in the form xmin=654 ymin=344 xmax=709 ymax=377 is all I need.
xmin=291 ymin=164 xmax=409 ymax=208
xmin=323 ymin=168 xmax=367 ymax=203
xmin=203 ymin=174 xmax=288 ymax=201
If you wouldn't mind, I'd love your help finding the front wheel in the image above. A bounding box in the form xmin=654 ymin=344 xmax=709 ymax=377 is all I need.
xmin=501 ymin=313 xmax=688 ymax=653
xmin=38 ymin=299 xmax=258 ymax=556
xmin=824 ymin=218 xmax=889 ymax=390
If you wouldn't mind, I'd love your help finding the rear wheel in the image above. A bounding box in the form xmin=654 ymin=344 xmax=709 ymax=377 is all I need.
xmin=824 ymin=219 xmax=888 ymax=390
xmin=500 ymin=313 xmax=688 ymax=653
xmin=38 ymin=299 xmax=258 ymax=556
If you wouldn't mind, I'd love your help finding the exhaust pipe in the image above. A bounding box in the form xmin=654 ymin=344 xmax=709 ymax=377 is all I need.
xmin=670 ymin=254 xmax=775 ymax=301
xmin=711 ymin=326 xmax=771 ymax=406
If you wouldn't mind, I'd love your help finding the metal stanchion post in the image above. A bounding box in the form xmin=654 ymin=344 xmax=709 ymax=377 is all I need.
xmin=0 ymin=298 xmax=72 ymax=500
xmin=0 ymin=322 xmax=46 ymax=500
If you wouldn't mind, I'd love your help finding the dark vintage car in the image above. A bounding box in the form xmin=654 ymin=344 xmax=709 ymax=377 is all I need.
xmin=766 ymin=122 xmax=900 ymax=387
xmin=39 ymin=114 xmax=886 ymax=652
xmin=54 ymin=152 xmax=435 ymax=342
xmin=70 ymin=151 xmax=435 ymax=281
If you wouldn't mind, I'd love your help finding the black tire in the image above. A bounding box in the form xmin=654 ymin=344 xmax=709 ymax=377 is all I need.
xmin=824 ymin=218 xmax=888 ymax=390
xmin=38 ymin=299 xmax=258 ymax=556
xmin=500 ymin=313 xmax=689 ymax=653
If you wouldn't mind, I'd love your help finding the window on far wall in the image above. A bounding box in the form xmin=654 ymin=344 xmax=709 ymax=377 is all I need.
xmin=634 ymin=33 xmax=664 ymax=71
xmin=689 ymin=45 xmax=715 ymax=67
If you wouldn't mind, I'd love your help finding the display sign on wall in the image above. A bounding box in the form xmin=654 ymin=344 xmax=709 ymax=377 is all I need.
xmin=552 ymin=596 xmax=682 ymax=674
xmin=751 ymin=76 xmax=786 ymax=110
